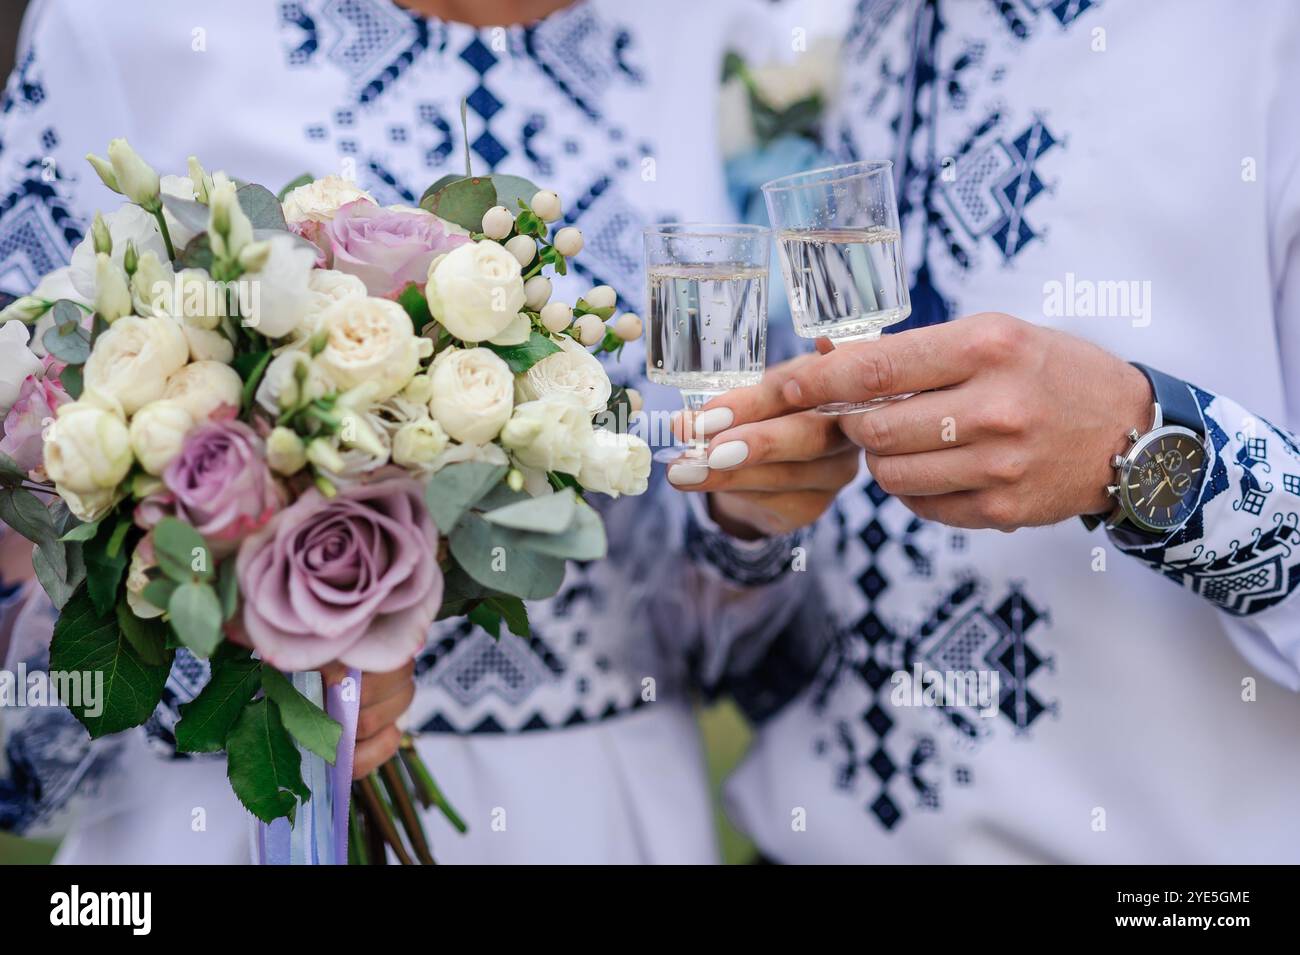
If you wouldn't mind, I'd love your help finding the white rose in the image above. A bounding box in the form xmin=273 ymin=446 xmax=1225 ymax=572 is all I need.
xmin=392 ymin=418 xmax=450 ymax=468
xmin=239 ymin=233 xmax=318 ymax=339
xmin=44 ymin=400 xmax=132 ymax=494
xmin=0 ymin=320 xmax=44 ymax=416
xmin=57 ymin=485 xmax=122 ymax=524
xmin=300 ymin=268 xmax=369 ymax=336
xmin=69 ymin=204 xmax=169 ymax=300
xmin=577 ymin=429 xmax=651 ymax=498
xmin=424 ymin=240 xmax=526 ymax=342
xmin=316 ymin=297 xmax=424 ymax=400
xmin=516 ymin=334 xmax=612 ymax=414
xmin=182 ymin=324 xmax=234 ymax=363
xmin=254 ymin=349 xmax=333 ymax=415
xmin=83 ymin=314 xmax=189 ymax=414
xmin=129 ymin=399 xmax=193 ymax=476
xmin=428 ymin=347 xmax=514 ymax=444
xmin=500 ymin=395 xmax=592 ymax=475
xmin=281 ymin=175 xmax=376 ymax=224
xmin=162 ymin=360 xmax=243 ymax=422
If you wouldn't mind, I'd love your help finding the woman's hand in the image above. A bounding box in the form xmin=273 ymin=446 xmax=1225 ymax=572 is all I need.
xmin=781 ymin=313 xmax=1153 ymax=530
xmin=321 ymin=660 xmax=417 ymax=779
xmin=667 ymin=355 xmax=861 ymax=539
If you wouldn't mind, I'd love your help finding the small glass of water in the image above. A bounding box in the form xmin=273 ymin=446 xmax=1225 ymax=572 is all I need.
xmin=762 ymin=159 xmax=911 ymax=415
xmin=644 ymin=223 xmax=770 ymax=464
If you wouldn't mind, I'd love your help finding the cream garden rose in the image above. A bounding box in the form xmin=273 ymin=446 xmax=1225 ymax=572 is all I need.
xmin=281 ymin=175 xmax=376 ymax=224
xmin=316 ymin=297 xmax=426 ymax=401
xmin=428 ymin=347 xmax=514 ymax=445
xmin=516 ymin=334 xmax=612 ymax=414
xmin=424 ymin=240 xmax=526 ymax=342
xmin=44 ymin=399 xmax=132 ymax=495
xmin=129 ymin=399 xmax=193 ymax=476
xmin=162 ymin=360 xmax=243 ymax=422
xmin=82 ymin=313 xmax=189 ymax=414
xmin=500 ymin=394 xmax=591 ymax=474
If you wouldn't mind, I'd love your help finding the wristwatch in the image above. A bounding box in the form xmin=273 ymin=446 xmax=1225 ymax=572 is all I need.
xmin=1081 ymin=363 xmax=1208 ymax=539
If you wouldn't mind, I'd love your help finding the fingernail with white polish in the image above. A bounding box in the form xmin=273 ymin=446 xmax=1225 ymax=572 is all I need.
xmin=708 ymin=440 xmax=749 ymax=470
xmin=694 ymin=407 xmax=734 ymax=436
xmin=668 ymin=462 xmax=709 ymax=485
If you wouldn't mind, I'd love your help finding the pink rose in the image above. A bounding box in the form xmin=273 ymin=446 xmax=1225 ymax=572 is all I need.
xmin=235 ymin=478 xmax=441 ymax=671
xmin=136 ymin=419 xmax=282 ymax=554
xmin=0 ymin=356 xmax=69 ymax=479
xmin=314 ymin=200 xmax=469 ymax=297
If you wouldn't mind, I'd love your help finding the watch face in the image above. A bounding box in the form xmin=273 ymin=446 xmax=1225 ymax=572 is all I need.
xmin=1120 ymin=427 xmax=1205 ymax=532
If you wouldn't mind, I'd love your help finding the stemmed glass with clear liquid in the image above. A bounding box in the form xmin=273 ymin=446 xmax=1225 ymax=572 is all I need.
xmin=762 ymin=159 xmax=911 ymax=415
xmin=644 ymin=223 xmax=770 ymax=463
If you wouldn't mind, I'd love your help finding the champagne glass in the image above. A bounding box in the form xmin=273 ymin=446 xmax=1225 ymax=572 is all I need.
xmin=762 ymin=159 xmax=911 ymax=415
xmin=644 ymin=223 xmax=770 ymax=463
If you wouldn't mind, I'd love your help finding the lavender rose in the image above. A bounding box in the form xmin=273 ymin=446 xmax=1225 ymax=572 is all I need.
xmin=316 ymin=200 xmax=469 ymax=297
xmin=235 ymin=478 xmax=441 ymax=671
xmin=136 ymin=419 xmax=282 ymax=554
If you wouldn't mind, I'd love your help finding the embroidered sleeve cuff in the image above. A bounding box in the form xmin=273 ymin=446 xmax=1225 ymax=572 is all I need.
xmin=683 ymin=493 xmax=801 ymax=586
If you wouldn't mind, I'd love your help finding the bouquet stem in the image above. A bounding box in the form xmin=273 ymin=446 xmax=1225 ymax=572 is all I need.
xmin=354 ymin=774 xmax=414 ymax=865
xmin=380 ymin=760 xmax=436 ymax=865
xmin=398 ymin=734 xmax=468 ymax=834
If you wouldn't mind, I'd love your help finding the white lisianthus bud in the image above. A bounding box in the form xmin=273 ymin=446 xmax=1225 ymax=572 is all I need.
xmin=129 ymin=399 xmax=193 ymax=476
xmin=530 ymin=190 xmax=562 ymax=222
xmin=129 ymin=251 xmax=173 ymax=317
xmin=83 ymin=314 xmax=189 ymax=414
xmin=552 ymin=226 xmax=583 ymax=257
xmin=107 ymin=138 xmax=161 ymax=210
xmin=504 ymin=234 xmax=536 ymax=268
xmin=425 ymin=240 xmax=526 ymax=343
xmin=0 ymin=296 xmax=50 ymax=325
xmin=613 ymin=311 xmax=643 ymax=342
xmin=254 ymin=350 xmax=330 ymax=416
xmin=237 ymin=240 xmax=272 ymax=272
xmin=306 ymin=437 xmax=347 ymax=474
xmin=516 ymin=334 xmax=612 ymax=414
xmin=337 ymin=409 xmax=388 ymax=459
xmin=392 ymin=418 xmax=450 ymax=468
xmin=575 ymin=313 xmax=605 ymax=346
xmin=163 ymin=360 xmax=243 ymax=422
xmin=540 ymin=301 xmax=573 ymax=333
xmin=402 ymin=373 xmax=434 ymax=405
xmin=480 ymin=205 xmax=515 ymax=240
xmin=428 ymin=347 xmax=514 ymax=444
xmin=577 ymin=428 xmax=651 ymax=498
xmin=523 ymin=275 xmax=552 ymax=310
xmin=583 ymin=285 xmax=617 ymax=310
xmin=94 ymin=253 xmax=133 ymax=323
xmin=266 ymin=427 xmax=308 ymax=475
xmin=86 ymin=152 xmax=122 ymax=194
xmin=500 ymin=394 xmax=592 ymax=474
xmin=208 ymin=177 xmax=254 ymax=260
xmin=187 ymin=156 xmax=212 ymax=204
xmin=626 ymin=387 xmax=644 ymax=414
xmin=91 ymin=213 xmax=113 ymax=254
xmin=44 ymin=400 xmax=132 ymax=494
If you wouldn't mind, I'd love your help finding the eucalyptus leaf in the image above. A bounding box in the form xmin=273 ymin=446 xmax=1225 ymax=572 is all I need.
xmin=420 ymin=176 xmax=496 ymax=232
xmin=226 ymin=697 xmax=310 ymax=823
xmin=236 ymin=183 xmax=288 ymax=231
xmin=483 ymin=487 xmax=577 ymax=534
xmin=168 ymin=582 xmax=223 ymax=658
xmin=60 ymin=519 xmax=102 ymax=542
xmin=176 ymin=233 xmax=214 ymax=270
xmin=424 ymin=461 xmax=507 ymax=534
xmin=153 ymin=517 xmax=213 ymax=582
xmin=419 ymin=173 xmax=468 ymax=206
xmin=160 ymin=194 xmax=211 ymax=236
xmin=33 ymin=542 xmax=79 ymax=610
xmin=141 ymin=578 xmax=177 ymax=614
xmin=0 ymin=486 xmax=59 ymax=555
xmin=448 ymin=512 xmax=567 ymax=600
xmin=506 ymin=499 xmax=607 ymax=562
xmin=261 ymin=667 xmax=343 ymax=764
xmin=60 ymin=364 xmax=83 ymax=399
xmin=488 ymin=174 xmax=541 ymax=213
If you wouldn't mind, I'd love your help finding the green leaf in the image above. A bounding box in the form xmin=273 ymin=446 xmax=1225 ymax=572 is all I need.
xmin=397 ymin=282 xmax=433 ymax=331
xmin=217 ymin=558 xmax=239 ymax=622
xmin=140 ymin=577 xmax=177 ymax=614
xmin=32 ymin=541 xmax=82 ymax=610
xmin=483 ymin=487 xmax=577 ymax=534
xmin=448 ymin=512 xmax=567 ymax=600
xmin=420 ymin=176 xmax=497 ymax=232
xmin=0 ymin=452 xmax=27 ymax=487
xmin=115 ymin=602 xmax=169 ymax=667
xmin=153 ymin=517 xmax=213 ymax=582
xmin=277 ymin=172 xmax=315 ymax=202
xmin=60 ymin=363 xmax=83 ymax=400
xmin=424 ymin=461 xmax=507 ymax=534
xmin=485 ymin=594 xmax=529 ymax=638
xmin=175 ymin=646 xmax=262 ymax=753
xmin=48 ymin=587 xmax=173 ymax=738
xmin=60 ymin=519 xmax=102 ymax=542
xmin=232 ymin=349 xmax=272 ymax=413
xmin=0 ymin=487 xmax=59 ymax=555
xmin=435 ymin=563 xmax=487 ymax=619
xmin=226 ymin=697 xmax=310 ymax=824
xmin=261 ymin=667 xmax=343 ymax=764
xmin=484 ymin=330 xmax=561 ymax=373
xmin=420 ymin=173 xmax=467 ymax=203
xmin=467 ymin=602 xmax=502 ymax=637
xmin=236 ymin=183 xmax=288 ymax=231
xmin=82 ymin=518 xmax=131 ymax=617
xmin=598 ymin=384 xmax=633 ymax=433
xmin=167 ymin=581 xmax=223 ymax=658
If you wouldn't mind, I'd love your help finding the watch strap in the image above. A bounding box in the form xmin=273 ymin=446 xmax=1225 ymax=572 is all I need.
xmin=1131 ymin=362 xmax=1204 ymax=436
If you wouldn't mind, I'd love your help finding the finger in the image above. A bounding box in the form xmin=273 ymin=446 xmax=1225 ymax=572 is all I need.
xmin=896 ymin=491 xmax=1018 ymax=532
xmin=838 ymin=388 xmax=980 ymax=455
xmin=357 ymin=677 xmax=416 ymax=741
xmin=783 ymin=323 xmax=977 ymax=408
xmin=668 ymin=448 xmax=861 ymax=493
xmin=682 ymin=353 xmax=825 ymax=439
xmin=868 ymin=444 xmax=1019 ymax=496
xmin=704 ymin=410 xmax=851 ymax=470
xmin=352 ymin=724 xmax=402 ymax=779
xmin=360 ymin=660 xmax=415 ymax=707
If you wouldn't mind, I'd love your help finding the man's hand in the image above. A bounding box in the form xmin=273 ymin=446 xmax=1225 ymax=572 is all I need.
xmin=782 ymin=313 xmax=1154 ymax=531
xmin=667 ymin=354 xmax=861 ymax=538
xmin=321 ymin=661 xmax=416 ymax=779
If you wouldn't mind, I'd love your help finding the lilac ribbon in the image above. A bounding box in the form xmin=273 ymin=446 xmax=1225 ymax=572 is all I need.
xmin=328 ymin=668 xmax=362 ymax=864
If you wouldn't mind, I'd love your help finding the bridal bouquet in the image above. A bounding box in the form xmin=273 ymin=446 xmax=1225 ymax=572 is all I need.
xmin=0 ymin=139 xmax=650 ymax=862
